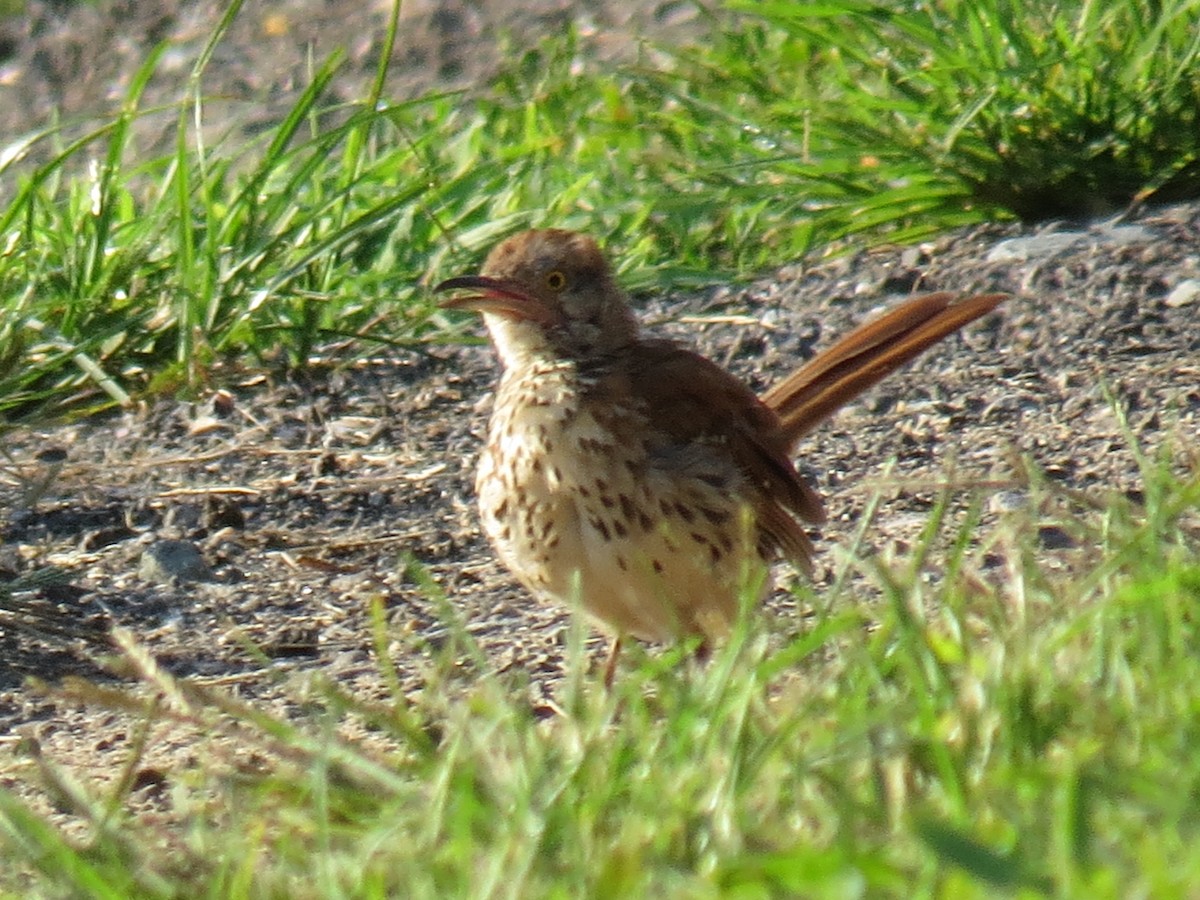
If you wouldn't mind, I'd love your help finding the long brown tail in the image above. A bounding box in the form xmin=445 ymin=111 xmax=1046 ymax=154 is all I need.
xmin=761 ymin=292 xmax=1006 ymax=448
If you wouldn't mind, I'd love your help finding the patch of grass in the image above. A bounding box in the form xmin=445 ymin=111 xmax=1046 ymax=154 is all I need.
xmin=733 ymin=0 xmax=1200 ymax=220
xmin=1 ymin=444 xmax=1197 ymax=896
xmin=3 ymin=0 xmax=1199 ymax=419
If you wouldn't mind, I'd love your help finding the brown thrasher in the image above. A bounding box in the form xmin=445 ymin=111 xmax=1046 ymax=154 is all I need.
xmin=436 ymin=229 xmax=1004 ymax=682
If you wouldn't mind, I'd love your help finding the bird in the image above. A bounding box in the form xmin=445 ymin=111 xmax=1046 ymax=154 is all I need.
xmin=436 ymin=228 xmax=1004 ymax=684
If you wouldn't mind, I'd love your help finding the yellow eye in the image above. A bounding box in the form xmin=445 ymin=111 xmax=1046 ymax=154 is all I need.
xmin=545 ymin=270 xmax=567 ymax=291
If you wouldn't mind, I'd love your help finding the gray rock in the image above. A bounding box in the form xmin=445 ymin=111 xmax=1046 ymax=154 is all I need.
xmin=139 ymin=540 xmax=214 ymax=584
xmin=987 ymin=223 xmax=1156 ymax=263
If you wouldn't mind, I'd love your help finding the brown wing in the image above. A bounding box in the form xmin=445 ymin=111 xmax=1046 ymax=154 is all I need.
xmin=762 ymin=292 xmax=1006 ymax=447
xmin=611 ymin=340 xmax=823 ymax=570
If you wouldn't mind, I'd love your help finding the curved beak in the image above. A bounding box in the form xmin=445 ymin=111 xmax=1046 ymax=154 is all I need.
xmin=435 ymin=275 xmax=561 ymax=328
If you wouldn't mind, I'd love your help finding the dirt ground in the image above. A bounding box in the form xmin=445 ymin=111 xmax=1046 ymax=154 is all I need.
xmin=1 ymin=0 xmax=1199 ymax=836
xmin=0 ymin=0 xmax=699 ymax=173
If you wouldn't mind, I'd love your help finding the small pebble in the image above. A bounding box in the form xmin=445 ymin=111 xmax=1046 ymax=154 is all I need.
xmin=1166 ymin=278 xmax=1200 ymax=308
xmin=139 ymin=540 xmax=214 ymax=583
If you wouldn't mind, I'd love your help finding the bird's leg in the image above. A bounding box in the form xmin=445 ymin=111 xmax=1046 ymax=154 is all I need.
xmin=603 ymin=635 xmax=623 ymax=690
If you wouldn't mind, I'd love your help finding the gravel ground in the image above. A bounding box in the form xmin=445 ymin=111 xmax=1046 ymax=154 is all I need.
xmin=1 ymin=0 xmax=1198 ymax=838
xmin=0 ymin=0 xmax=698 ymax=176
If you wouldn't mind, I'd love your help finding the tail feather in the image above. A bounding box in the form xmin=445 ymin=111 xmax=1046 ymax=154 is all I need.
xmin=762 ymin=292 xmax=1006 ymax=448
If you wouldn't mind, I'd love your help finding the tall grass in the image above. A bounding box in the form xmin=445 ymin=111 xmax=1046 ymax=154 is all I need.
xmin=3 ymin=0 xmax=1198 ymax=420
xmin=2 ymin=442 xmax=1197 ymax=896
xmin=732 ymin=0 xmax=1200 ymax=220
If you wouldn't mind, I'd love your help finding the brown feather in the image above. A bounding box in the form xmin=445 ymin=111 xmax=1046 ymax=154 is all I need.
xmin=762 ymin=292 xmax=1006 ymax=447
xmin=614 ymin=340 xmax=824 ymax=570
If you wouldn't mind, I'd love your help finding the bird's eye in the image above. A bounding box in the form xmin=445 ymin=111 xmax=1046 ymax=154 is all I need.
xmin=545 ymin=270 xmax=567 ymax=291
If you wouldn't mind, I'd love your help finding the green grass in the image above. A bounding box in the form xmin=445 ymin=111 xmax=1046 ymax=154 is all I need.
xmin=3 ymin=0 xmax=1200 ymax=420
xmin=733 ymin=0 xmax=1200 ymax=220
xmin=2 ymin=441 xmax=1198 ymax=897
xmin=2 ymin=0 xmax=1200 ymax=895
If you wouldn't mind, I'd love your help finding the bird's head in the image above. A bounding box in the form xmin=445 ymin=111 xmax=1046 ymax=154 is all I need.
xmin=436 ymin=229 xmax=639 ymax=368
